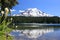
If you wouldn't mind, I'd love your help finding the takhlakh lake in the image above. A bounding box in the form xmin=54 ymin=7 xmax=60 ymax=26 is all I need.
xmin=10 ymin=23 xmax=60 ymax=40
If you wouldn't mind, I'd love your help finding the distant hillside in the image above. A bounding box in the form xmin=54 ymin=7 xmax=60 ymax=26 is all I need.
xmin=6 ymin=16 xmax=60 ymax=24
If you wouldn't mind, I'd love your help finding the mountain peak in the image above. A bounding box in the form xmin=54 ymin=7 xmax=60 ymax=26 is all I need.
xmin=13 ymin=8 xmax=54 ymax=17
xmin=27 ymin=8 xmax=39 ymax=11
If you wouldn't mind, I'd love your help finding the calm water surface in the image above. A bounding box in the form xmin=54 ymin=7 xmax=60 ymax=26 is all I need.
xmin=10 ymin=23 xmax=60 ymax=40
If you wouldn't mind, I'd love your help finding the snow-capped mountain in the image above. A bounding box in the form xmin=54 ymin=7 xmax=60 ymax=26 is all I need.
xmin=13 ymin=8 xmax=54 ymax=17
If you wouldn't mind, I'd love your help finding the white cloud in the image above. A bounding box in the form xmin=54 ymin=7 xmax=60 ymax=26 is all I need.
xmin=10 ymin=9 xmax=16 ymax=12
xmin=19 ymin=10 xmax=25 ymax=12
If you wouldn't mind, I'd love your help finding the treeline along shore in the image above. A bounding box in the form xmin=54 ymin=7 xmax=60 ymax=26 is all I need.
xmin=5 ymin=16 xmax=60 ymax=24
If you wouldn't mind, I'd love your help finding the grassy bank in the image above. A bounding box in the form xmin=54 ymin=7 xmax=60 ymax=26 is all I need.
xmin=0 ymin=34 xmax=13 ymax=40
xmin=0 ymin=28 xmax=13 ymax=40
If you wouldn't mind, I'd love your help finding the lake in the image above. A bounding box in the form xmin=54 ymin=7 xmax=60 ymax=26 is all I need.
xmin=10 ymin=23 xmax=60 ymax=40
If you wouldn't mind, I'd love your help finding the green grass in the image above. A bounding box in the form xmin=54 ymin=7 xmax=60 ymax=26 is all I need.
xmin=0 ymin=34 xmax=13 ymax=40
xmin=0 ymin=16 xmax=13 ymax=40
xmin=0 ymin=28 xmax=13 ymax=40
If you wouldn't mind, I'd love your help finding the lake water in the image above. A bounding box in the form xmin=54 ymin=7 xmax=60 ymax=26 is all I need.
xmin=10 ymin=23 xmax=60 ymax=40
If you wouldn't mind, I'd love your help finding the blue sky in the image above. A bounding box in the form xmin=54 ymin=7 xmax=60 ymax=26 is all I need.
xmin=12 ymin=0 xmax=60 ymax=16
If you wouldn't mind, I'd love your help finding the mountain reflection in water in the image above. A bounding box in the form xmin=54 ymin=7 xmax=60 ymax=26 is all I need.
xmin=10 ymin=29 xmax=54 ymax=38
xmin=10 ymin=23 xmax=60 ymax=40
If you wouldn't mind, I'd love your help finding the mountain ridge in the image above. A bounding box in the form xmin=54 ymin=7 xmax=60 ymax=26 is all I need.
xmin=13 ymin=8 xmax=54 ymax=17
